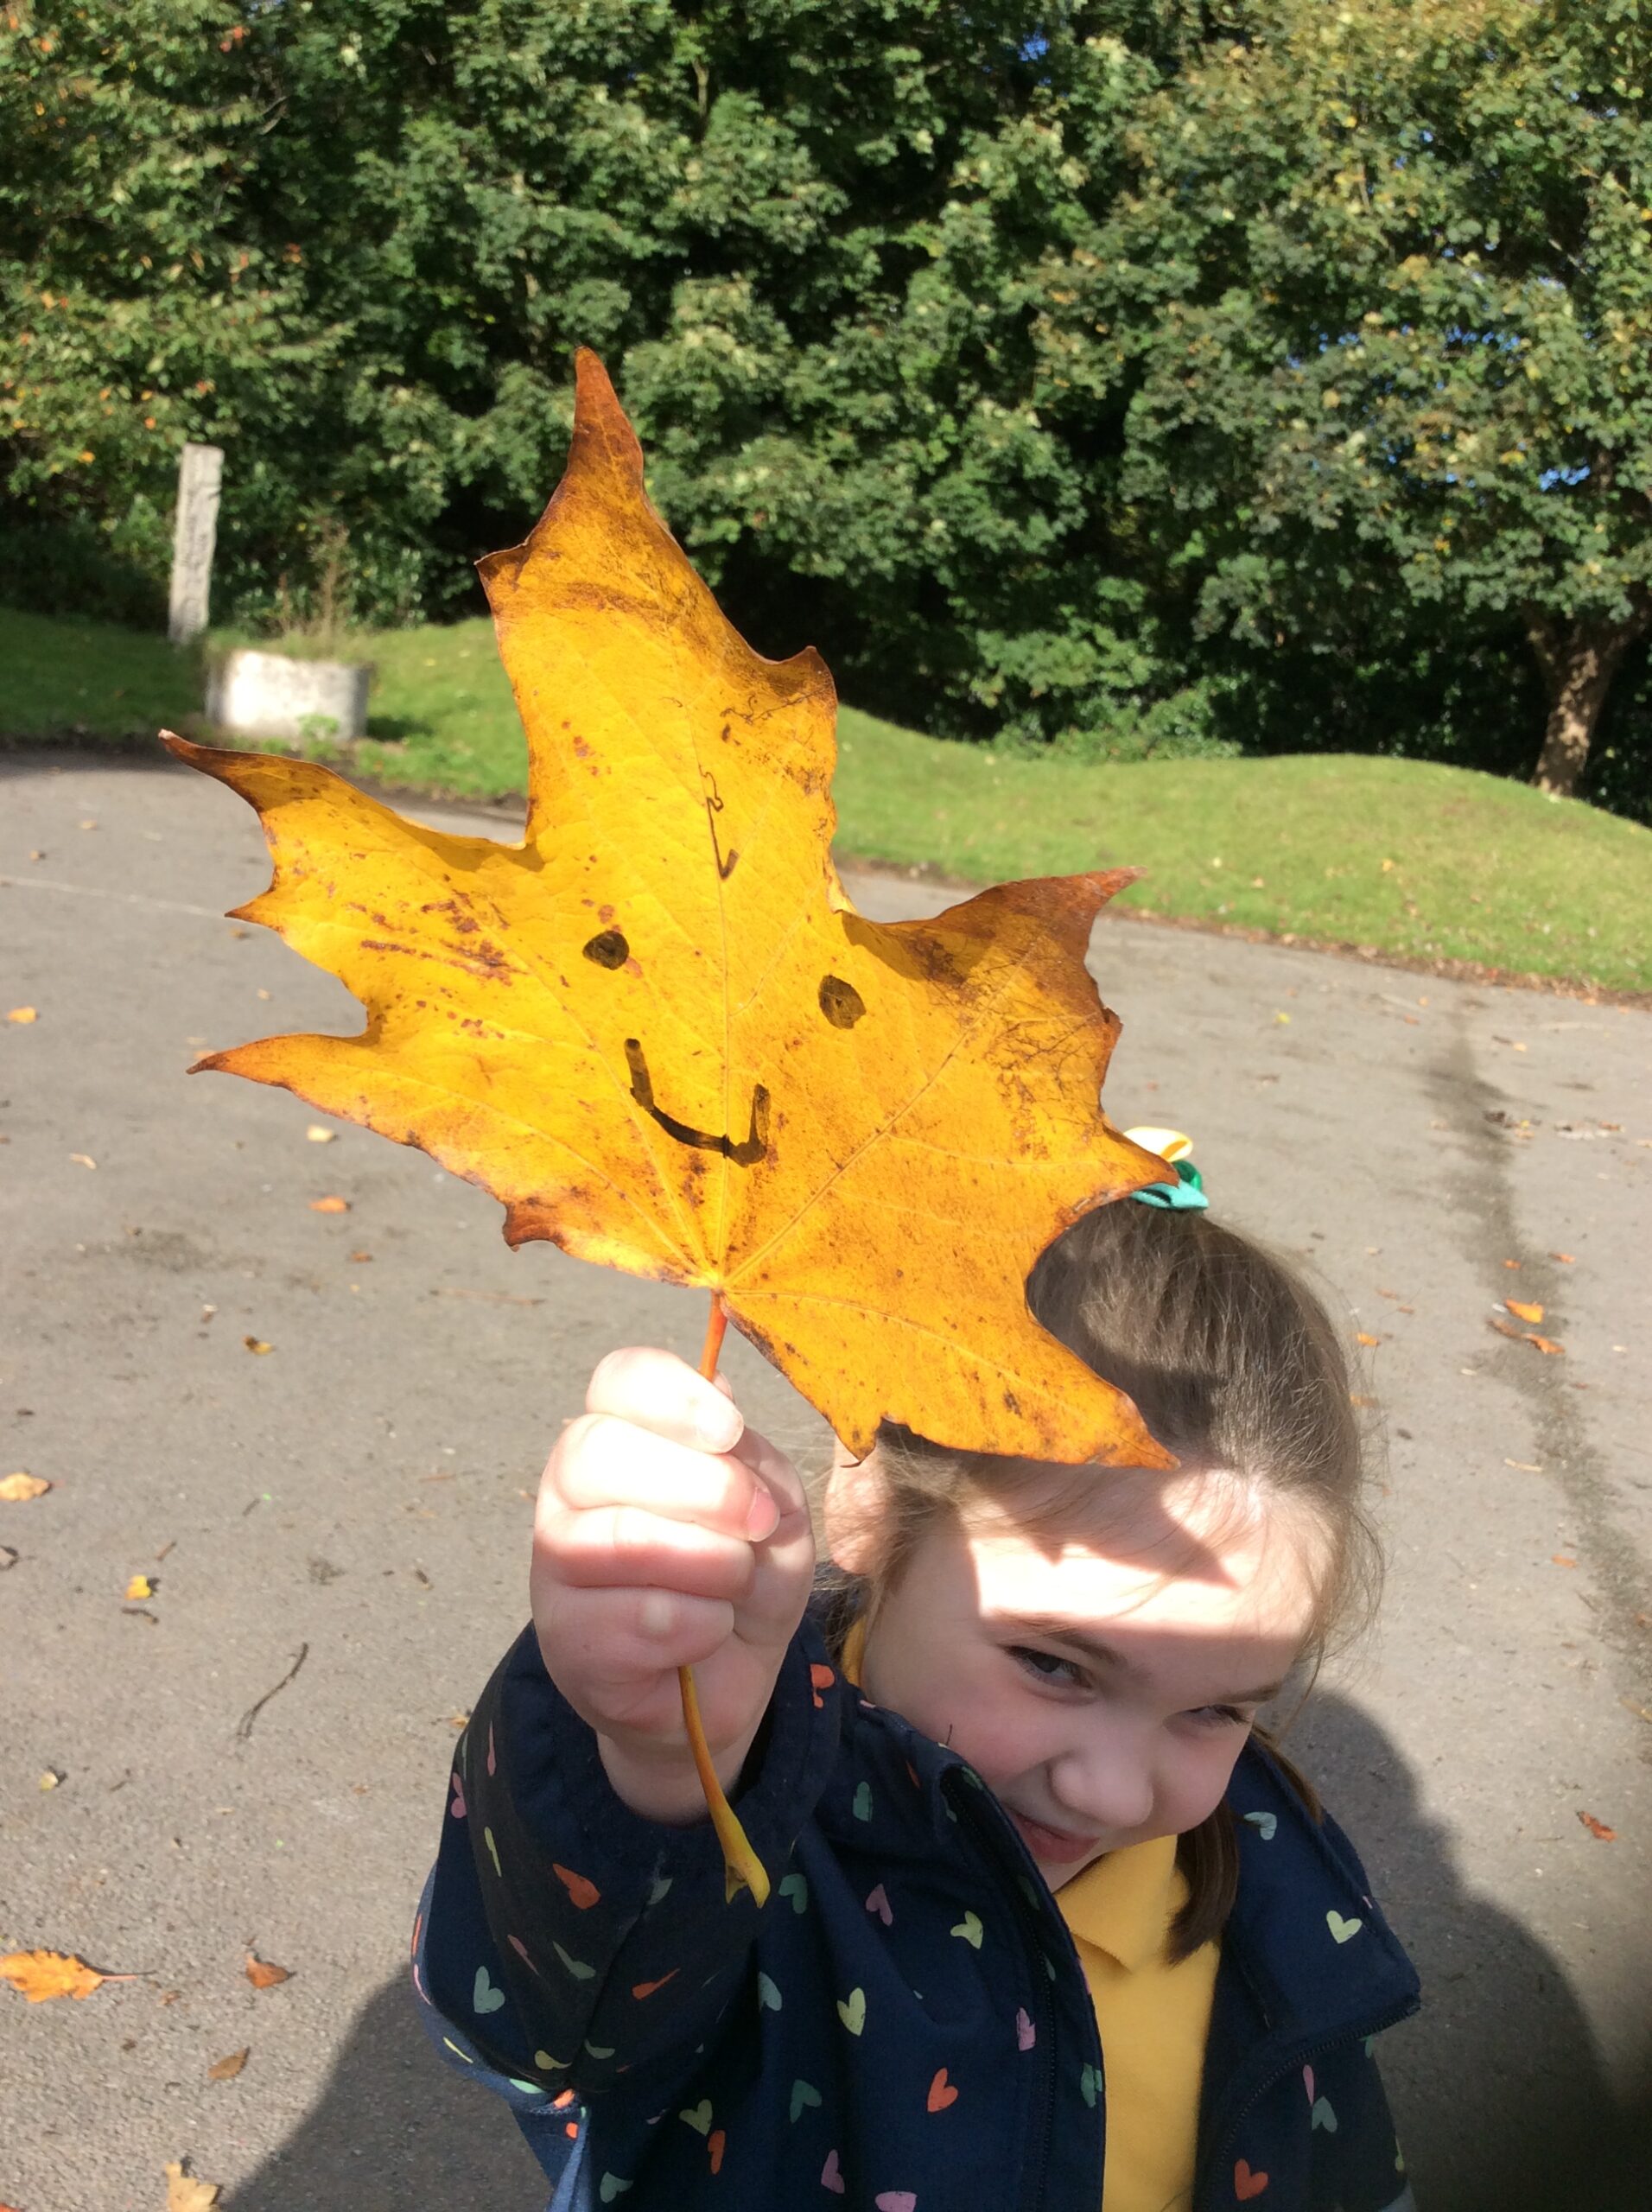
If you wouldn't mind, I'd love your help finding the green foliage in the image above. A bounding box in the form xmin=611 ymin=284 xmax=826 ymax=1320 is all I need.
xmin=1096 ymin=0 xmax=1652 ymax=802
xmin=3 ymin=0 xmax=1650 ymax=813
xmin=0 ymin=1 xmax=1208 ymax=742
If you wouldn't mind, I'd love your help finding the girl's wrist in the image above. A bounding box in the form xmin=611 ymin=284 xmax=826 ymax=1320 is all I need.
xmin=597 ymin=1723 xmax=761 ymax=1827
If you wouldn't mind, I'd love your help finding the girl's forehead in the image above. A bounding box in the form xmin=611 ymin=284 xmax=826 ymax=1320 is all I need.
xmin=957 ymin=1465 xmax=1325 ymax=1641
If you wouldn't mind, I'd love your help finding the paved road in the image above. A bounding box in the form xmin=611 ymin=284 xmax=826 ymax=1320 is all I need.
xmin=3 ymin=750 xmax=1649 ymax=2211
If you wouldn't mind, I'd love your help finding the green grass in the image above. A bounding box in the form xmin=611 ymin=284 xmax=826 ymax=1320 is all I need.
xmin=3 ymin=603 xmax=1648 ymax=994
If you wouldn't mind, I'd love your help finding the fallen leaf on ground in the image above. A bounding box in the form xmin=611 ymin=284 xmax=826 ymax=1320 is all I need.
xmin=6 ymin=1007 xmax=37 ymax=1024
xmin=347 ymin=1249 xmax=372 ymax=1262
xmin=0 ymin=1473 xmax=50 ymax=1502
xmin=165 ymin=2161 xmax=222 ymax=2210
xmin=1356 ymin=1331 xmax=1383 ymax=1347
xmin=125 ymin=1574 xmax=156 ymax=1601
xmin=1552 ymin=1554 xmax=1577 ymax=1568
xmin=1577 ymin=1811 xmax=1616 ymax=1841
xmin=1505 ymin=1300 xmax=1545 ymax=1325
xmin=242 ymin=1336 xmax=272 ymax=1356
xmin=245 ymin=1953 xmax=290 ymax=1989
xmin=68 ymin=1153 xmax=96 ymax=1170
xmin=1551 ymin=1251 xmax=1576 ymax=1264
xmin=304 ymin=1125 xmax=337 ymax=1143
xmin=207 ymin=2047 xmax=249 ymax=2082
xmin=1490 ymin=1319 xmax=1564 ymax=1353
xmin=308 ymin=1195 xmax=350 ymax=1213
xmin=38 ymin=1769 xmax=62 ymax=1789
xmin=1349 ymin=1393 xmax=1378 ymax=1408
xmin=1 ymin=1949 xmax=125 ymax=2001
xmin=1504 ymin=1459 xmax=1542 ymax=1472
xmin=1502 ymin=1258 xmax=1521 ymax=1269
xmin=164 ymin=351 xmax=1173 ymax=1468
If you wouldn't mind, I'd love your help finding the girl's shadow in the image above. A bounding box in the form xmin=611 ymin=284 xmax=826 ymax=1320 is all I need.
xmin=226 ymin=1973 xmax=547 ymax=2210
xmin=227 ymin=1694 xmax=1648 ymax=2210
xmin=1286 ymin=1692 xmax=1649 ymax=2210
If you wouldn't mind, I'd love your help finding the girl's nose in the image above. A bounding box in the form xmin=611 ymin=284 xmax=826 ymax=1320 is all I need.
xmin=1048 ymin=1742 xmax=1156 ymax=1836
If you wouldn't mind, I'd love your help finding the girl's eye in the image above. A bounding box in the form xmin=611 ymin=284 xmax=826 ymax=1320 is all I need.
xmin=1185 ymin=1703 xmax=1249 ymax=1730
xmin=1009 ymin=1645 xmax=1086 ymax=1688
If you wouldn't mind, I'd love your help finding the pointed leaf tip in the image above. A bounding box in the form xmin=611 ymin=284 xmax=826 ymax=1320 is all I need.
xmin=571 ymin=348 xmax=643 ymax=481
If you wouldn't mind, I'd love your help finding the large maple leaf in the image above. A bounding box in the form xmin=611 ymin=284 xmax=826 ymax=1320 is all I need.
xmin=165 ymin=352 xmax=1172 ymax=1468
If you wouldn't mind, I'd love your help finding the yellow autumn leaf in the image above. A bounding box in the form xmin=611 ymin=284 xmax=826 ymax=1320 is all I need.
xmin=1505 ymin=1299 xmax=1544 ymax=1325
xmin=0 ymin=1472 xmax=50 ymax=1503
xmin=206 ymin=2046 xmax=249 ymax=2082
xmin=164 ymin=352 xmax=1172 ymax=1469
xmin=6 ymin=1007 xmax=37 ymax=1024
xmin=0 ymin=1948 xmax=115 ymax=2001
xmin=242 ymin=1336 xmax=273 ymax=1356
xmin=164 ymin=2161 xmax=223 ymax=2211
xmin=125 ymin=1573 xmax=156 ymax=1601
xmin=308 ymin=1194 xmax=350 ymax=1212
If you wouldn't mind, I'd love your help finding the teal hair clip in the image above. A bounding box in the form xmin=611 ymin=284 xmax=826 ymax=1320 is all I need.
xmin=1131 ymin=1158 xmax=1208 ymax=1211
xmin=1123 ymin=1127 xmax=1210 ymax=1213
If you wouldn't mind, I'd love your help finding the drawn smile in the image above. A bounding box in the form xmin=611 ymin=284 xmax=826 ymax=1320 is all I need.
xmin=625 ymin=1039 xmax=771 ymax=1166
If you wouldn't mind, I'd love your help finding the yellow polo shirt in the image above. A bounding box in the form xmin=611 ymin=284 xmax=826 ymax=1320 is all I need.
xmin=841 ymin=1618 xmax=1218 ymax=2212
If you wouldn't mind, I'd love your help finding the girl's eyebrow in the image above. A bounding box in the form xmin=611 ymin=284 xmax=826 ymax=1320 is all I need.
xmin=991 ymin=1612 xmax=1287 ymax=1706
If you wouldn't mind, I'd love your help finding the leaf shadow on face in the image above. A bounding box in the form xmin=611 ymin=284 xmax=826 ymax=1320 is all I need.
xmin=225 ymin=1974 xmax=548 ymax=2212
xmin=1283 ymin=1691 xmax=1652 ymax=2212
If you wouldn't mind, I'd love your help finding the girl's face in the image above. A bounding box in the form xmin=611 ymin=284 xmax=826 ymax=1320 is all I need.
xmin=828 ymin=1456 xmax=1323 ymax=1887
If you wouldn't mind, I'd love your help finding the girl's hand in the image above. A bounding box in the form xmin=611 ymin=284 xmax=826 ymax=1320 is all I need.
xmin=531 ymin=1346 xmax=817 ymax=1825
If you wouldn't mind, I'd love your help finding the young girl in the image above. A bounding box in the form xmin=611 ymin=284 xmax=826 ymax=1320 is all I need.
xmin=413 ymin=1162 xmax=1420 ymax=2212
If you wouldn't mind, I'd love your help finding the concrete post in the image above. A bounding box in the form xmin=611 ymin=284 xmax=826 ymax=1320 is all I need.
xmin=168 ymin=442 xmax=224 ymax=645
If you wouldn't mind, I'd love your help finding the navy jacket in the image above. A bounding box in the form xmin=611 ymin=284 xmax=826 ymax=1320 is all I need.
xmin=416 ymin=1601 xmax=1420 ymax=2211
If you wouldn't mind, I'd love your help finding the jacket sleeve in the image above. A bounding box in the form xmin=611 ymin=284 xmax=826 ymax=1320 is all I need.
xmin=1307 ymin=2033 xmax=1417 ymax=2212
xmin=419 ymin=1616 xmax=843 ymax=2107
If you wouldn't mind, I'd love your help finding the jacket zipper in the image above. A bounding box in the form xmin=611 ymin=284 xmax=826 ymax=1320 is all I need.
xmin=945 ymin=1772 xmax=1081 ymax=2212
xmin=1195 ymin=1998 xmax=1419 ymax=2212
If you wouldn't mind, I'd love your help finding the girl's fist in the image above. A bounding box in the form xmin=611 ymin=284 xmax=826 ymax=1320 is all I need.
xmin=530 ymin=1346 xmax=816 ymax=1821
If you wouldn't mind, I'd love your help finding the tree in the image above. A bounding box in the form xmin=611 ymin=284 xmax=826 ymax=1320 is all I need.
xmin=3 ymin=0 xmax=1226 ymax=752
xmin=1090 ymin=0 xmax=1652 ymax=797
xmin=0 ymin=0 xmax=327 ymax=621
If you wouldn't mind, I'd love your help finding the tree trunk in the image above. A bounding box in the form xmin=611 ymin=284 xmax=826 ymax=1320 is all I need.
xmin=1523 ymin=604 xmax=1652 ymax=798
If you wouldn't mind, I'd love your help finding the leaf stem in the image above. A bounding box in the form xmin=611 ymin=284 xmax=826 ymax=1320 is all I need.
xmin=679 ymin=1291 xmax=769 ymax=1905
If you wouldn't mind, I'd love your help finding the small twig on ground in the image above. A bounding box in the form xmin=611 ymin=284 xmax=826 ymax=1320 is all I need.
xmin=234 ymin=1643 xmax=308 ymax=1745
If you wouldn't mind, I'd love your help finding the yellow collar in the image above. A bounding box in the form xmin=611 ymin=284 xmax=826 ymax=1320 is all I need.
xmin=839 ymin=1612 xmax=1182 ymax=1972
xmin=1055 ymin=1834 xmax=1183 ymax=1972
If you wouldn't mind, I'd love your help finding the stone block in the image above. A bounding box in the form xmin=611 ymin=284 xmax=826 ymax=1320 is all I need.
xmin=206 ymin=649 xmax=372 ymax=744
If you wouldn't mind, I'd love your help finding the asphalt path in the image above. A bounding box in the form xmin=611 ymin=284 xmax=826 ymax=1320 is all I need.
xmin=3 ymin=749 xmax=1649 ymax=2210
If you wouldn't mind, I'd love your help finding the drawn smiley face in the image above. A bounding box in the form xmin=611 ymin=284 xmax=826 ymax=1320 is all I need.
xmin=580 ymin=926 xmax=867 ymax=1166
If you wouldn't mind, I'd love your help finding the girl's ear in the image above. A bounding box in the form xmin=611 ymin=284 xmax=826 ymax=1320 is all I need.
xmin=821 ymin=1441 xmax=890 ymax=1576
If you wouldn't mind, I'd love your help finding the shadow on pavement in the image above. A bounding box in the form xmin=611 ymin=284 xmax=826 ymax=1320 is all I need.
xmin=1288 ymin=1691 xmax=1650 ymax=2211
xmin=227 ymin=1973 xmax=546 ymax=2211
xmin=229 ymin=1694 xmax=1648 ymax=2212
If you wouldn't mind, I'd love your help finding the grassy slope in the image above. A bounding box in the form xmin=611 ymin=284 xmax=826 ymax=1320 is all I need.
xmin=3 ymin=605 xmax=1647 ymax=994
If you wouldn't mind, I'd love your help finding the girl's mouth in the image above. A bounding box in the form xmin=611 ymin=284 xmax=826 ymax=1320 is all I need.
xmin=1007 ymin=1809 xmax=1103 ymax=1865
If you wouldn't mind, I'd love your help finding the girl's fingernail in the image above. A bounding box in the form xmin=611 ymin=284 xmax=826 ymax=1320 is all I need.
xmin=745 ymin=1486 xmax=780 ymax=1541
xmin=697 ymin=1409 xmax=739 ymax=1452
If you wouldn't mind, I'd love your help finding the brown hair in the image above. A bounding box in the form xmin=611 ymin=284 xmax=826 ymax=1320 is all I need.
xmin=829 ymin=1197 xmax=1379 ymax=1961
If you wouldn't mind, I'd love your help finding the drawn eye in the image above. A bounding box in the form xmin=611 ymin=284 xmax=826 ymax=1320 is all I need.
xmin=817 ymin=974 xmax=866 ymax=1029
xmin=583 ymin=929 xmax=630 ymax=969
